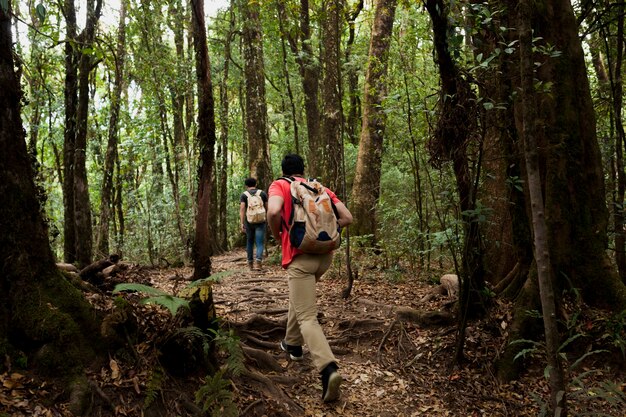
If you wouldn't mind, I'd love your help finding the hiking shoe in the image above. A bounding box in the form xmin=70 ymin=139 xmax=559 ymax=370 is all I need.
xmin=321 ymin=362 xmax=342 ymax=402
xmin=280 ymin=340 xmax=303 ymax=361
xmin=247 ymin=261 xmax=254 ymax=271
xmin=255 ymin=260 xmax=263 ymax=271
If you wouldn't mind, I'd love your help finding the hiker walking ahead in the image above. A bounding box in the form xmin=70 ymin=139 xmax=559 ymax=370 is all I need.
xmin=267 ymin=154 xmax=353 ymax=402
xmin=240 ymin=177 xmax=268 ymax=271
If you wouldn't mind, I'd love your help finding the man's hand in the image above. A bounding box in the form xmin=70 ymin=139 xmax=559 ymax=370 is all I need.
xmin=240 ymin=224 xmax=246 ymax=234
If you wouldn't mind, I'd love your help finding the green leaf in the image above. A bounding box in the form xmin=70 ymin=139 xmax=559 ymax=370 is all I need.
xmin=35 ymin=4 xmax=46 ymax=22
xmin=141 ymin=295 xmax=188 ymax=315
xmin=0 ymin=0 xmax=8 ymax=14
xmin=113 ymin=283 xmax=168 ymax=297
xmin=482 ymin=102 xmax=494 ymax=110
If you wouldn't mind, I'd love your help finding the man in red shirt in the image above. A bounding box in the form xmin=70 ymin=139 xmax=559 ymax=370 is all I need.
xmin=267 ymin=154 xmax=353 ymax=402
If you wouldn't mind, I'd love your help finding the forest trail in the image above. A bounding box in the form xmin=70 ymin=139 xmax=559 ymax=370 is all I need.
xmin=196 ymin=248 xmax=539 ymax=416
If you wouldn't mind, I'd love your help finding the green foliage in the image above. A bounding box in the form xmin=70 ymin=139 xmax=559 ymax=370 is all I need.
xmin=195 ymin=369 xmax=238 ymax=417
xmin=193 ymin=328 xmax=243 ymax=417
xmin=600 ymin=310 xmax=626 ymax=359
xmin=113 ymin=271 xmax=232 ymax=315
xmin=143 ymin=366 xmax=165 ymax=410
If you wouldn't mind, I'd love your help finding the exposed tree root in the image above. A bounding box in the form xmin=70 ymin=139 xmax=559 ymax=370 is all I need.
xmin=242 ymin=346 xmax=284 ymax=372
xmin=235 ymin=369 xmax=304 ymax=415
xmin=396 ymin=307 xmax=455 ymax=326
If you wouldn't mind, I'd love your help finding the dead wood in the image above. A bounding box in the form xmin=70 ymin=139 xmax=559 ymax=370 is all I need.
xmin=102 ymin=262 xmax=130 ymax=278
xmin=56 ymin=262 xmax=79 ymax=273
xmin=79 ymin=254 xmax=120 ymax=285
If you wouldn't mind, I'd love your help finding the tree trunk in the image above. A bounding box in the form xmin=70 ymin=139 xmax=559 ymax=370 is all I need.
xmin=320 ymin=0 xmax=344 ymax=197
xmin=611 ymin=6 xmax=626 ymax=283
xmin=518 ymin=0 xmax=567 ymax=411
xmin=486 ymin=0 xmax=626 ymax=381
xmin=276 ymin=0 xmax=300 ymax=154
xmin=97 ymin=0 xmax=127 ymax=258
xmin=62 ymin=0 xmax=78 ymax=264
xmin=217 ymin=4 xmax=235 ymax=251
xmin=74 ymin=0 xmax=102 ymax=268
xmin=191 ymin=0 xmax=217 ymax=281
xmin=299 ymin=0 xmax=322 ymax=177
xmin=1 ymin=2 xmax=101 ymax=402
xmin=344 ymin=0 xmax=363 ymax=146
xmin=241 ymin=0 xmax=273 ymax=190
xmin=350 ymin=0 xmax=398 ymax=238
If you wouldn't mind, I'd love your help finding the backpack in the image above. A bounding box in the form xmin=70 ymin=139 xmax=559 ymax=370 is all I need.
xmin=280 ymin=177 xmax=341 ymax=254
xmin=244 ymin=190 xmax=266 ymax=224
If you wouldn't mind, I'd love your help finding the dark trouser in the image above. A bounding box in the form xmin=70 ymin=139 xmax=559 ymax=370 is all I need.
xmin=246 ymin=222 xmax=266 ymax=262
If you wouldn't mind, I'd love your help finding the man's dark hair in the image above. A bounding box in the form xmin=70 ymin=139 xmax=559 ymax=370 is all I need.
xmin=281 ymin=154 xmax=305 ymax=176
xmin=244 ymin=177 xmax=257 ymax=187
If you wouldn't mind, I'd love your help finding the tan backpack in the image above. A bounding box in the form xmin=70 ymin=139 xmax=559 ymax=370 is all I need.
xmin=281 ymin=177 xmax=341 ymax=254
xmin=244 ymin=190 xmax=266 ymax=224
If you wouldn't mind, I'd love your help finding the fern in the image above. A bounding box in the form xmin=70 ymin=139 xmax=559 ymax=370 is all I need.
xmin=143 ymin=366 xmax=165 ymax=409
xmin=195 ymin=369 xmax=238 ymax=417
xmin=214 ymin=329 xmax=245 ymax=376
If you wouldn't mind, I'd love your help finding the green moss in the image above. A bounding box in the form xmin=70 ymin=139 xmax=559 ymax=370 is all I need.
xmin=10 ymin=270 xmax=100 ymax=376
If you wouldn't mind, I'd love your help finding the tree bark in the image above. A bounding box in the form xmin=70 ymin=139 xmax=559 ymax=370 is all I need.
xmin=344 ymin=0 xmax=363 ymax=146
xmin=191 ymin=0 xmax=217 ymax=280
xmin=350 ymin=0 xmax=398 ymax=238
xmin=217 ymin=4 xmax=235 ymax=251
xmin=1 ymin=0 xmax=101 ymax=385
xmin=241 ymin=0 xmax=273 ymax=190
xmin=320 ymin=0 xmax=344 ymax=197
xmin=74 ymin=0 xmax=102 ymax=268
xmin=62 ymin=0 xmax=78 ymax=264
xmin=97 ymin=0 xmax=127 ymax=258
xmin=518 ymin=0 xmax=567 ymax=411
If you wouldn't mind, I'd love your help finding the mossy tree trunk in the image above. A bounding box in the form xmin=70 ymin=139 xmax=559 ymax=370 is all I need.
xmin=350 ymin=0 xmax=398 ymax=239
xmin=481 ymin=0 xmax=626 ymax=381
xmin=0 ymin=0 xmax=101 ymax=391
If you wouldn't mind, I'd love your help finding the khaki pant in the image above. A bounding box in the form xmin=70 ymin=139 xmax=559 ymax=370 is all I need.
xmin=285 ymin=253 xmax=336 ymax=372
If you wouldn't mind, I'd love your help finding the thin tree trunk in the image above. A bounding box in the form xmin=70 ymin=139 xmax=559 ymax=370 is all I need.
xmin=217 ymin=4 xmax=235 ymax=251
xmin=98 ymin=0 xmax=126 ymax=257
xmin=612 ymin=7 xmax=626 ymax=283
xmin=62 ymin=0 xmax=78 ymax=264
xmin=321 ymin=0 xmax=344 ymax=196
xmin=241 ymin=0 xmax=273 ymax=190
xmin=344 ymin=0 xmax=363 ymax=146
xmin=191 ymin=0 xmax=217 ymax=280
xmin=74 ymin=0 xmax=102 ymax=268
xmin=518 ymin=0 xmax=567 ymax=412
xmin=350 ymin=0 xmax=398 ymax=238
xmin=276 ymin=0 xmax=300 ymax=153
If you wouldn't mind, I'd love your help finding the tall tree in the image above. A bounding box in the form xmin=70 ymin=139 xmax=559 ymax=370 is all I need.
xmin=344 ymin=0 xmax=364 ymax=146
xmin=74 ymin=0 xmax=102 ymax=267
xmin=481 ymin=0 xmax=626 ymax=380
xmin=320 ymin=0 xmax=344 ymax=196
xmin=191 ymin=0 xmax=217 ymax=280
xmin=350 ymin=0 xmax=398 ymax=238
xmin=217 ymin=4 xmax=236 ymax=251
xmin=241 ymin=0 xmax=272 ymax=189
xmin=1 ymin=4 xmax=101 ymax=413
xmin=518 ymin=0 xmax=566 ymax=410
xmin=62 ymin=0 xmax=78 ymax=263
xmin=97 ymin=0 xmax=127 ymax=257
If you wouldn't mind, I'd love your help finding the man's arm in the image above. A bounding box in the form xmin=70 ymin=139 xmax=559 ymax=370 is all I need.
xmin=334 ymin=202 xmax=353 ymax=228
xmin=267 ymin=195 xmax=284 ymax=241
xmin=239 ymin=202 xmax=247 ymax=233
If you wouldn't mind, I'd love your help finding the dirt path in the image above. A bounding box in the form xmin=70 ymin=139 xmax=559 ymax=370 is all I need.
xmin=208 ymin=248 xmax=537 ymax=416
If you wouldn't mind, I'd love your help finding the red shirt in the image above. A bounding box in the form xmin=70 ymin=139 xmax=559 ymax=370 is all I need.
xmin=268 ymin=177 xmax=341 ymax=268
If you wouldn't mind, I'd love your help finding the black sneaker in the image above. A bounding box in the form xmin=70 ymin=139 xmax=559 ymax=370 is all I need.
xmin=321 ymin=362 xmax=342 ymax=402
xmin=280 ymin=340 xmax=303 ymax=361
